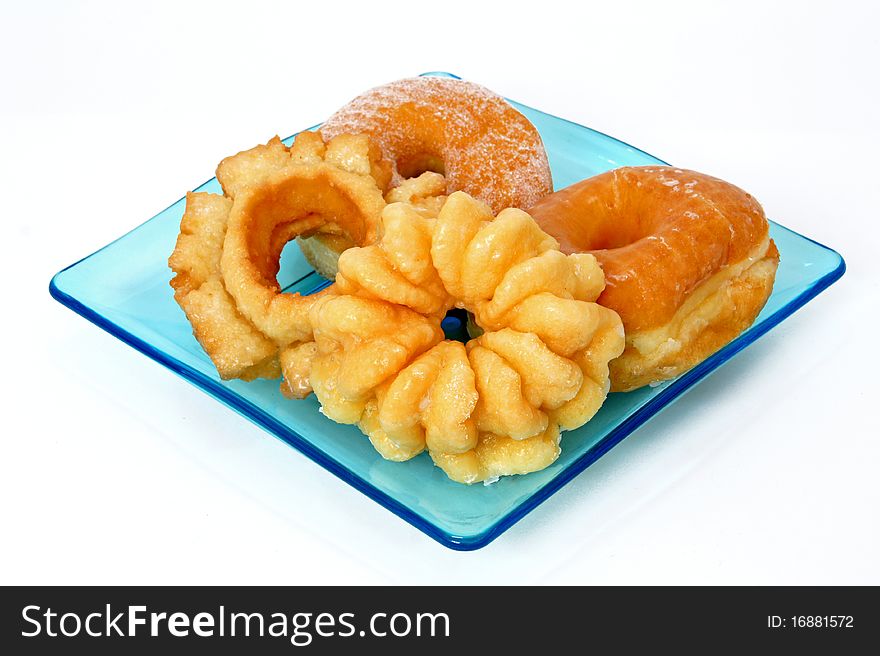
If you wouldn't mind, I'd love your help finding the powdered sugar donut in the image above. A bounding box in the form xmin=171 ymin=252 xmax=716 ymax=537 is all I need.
xmin=321 ymin=77 xmax=553 ymax=213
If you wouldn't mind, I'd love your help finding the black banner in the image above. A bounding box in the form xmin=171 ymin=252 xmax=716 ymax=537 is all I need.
xmin=1 ymin=586 xmax=875 ymax=653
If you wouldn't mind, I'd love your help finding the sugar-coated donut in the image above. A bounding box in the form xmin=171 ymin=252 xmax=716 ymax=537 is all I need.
xmin=528 ymin=166 xmax=779 ymax=391
xmin=300 ymin=76 xmax=553 ymax=278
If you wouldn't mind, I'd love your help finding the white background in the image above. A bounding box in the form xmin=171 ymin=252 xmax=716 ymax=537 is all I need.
xmin=2 ymin=0 xmax=878 ymax=584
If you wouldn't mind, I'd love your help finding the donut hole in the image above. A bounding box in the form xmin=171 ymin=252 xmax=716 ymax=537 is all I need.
xmin=441 ymin=308 xmax=471 ymax=343
xmin=562 ymin=199 xmax=661 ymax=251
xmin=396 ymin=152 xmax=446 ymax=179
xmin=538 ymin=173 xmax=676 ymax=253
xmin=582 ymin=218 xmax=653 ymax=250
xmin=242 ymin=174 xmax=372 ymax=289
xmin=278 ymin=240 xmax=332 ymax=295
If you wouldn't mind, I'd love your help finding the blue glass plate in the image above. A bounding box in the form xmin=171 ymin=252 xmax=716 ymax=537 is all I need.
xmin=50 ymin=72 xmax=845 ymax=550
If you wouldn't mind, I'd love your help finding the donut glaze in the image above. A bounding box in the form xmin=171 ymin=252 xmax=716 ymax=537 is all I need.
xmin=528 ymin=166 xmax=779 ymax=391
xmin=320 ymin=76 xmax=553 ymax=213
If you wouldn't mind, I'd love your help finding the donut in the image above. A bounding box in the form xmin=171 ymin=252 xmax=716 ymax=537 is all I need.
xmin=527 ymin=166 xmax=780 ymax=391
xmin=300 ymin=192 xmax=624 ymax=484
xmin=299 ymin=76 xmax=553 ymax=278
xmin=169 ymin=131 xmax=409 ymax=391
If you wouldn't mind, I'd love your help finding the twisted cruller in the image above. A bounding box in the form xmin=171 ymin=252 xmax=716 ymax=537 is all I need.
xmin=301 ymin=192 xmax=625 ymax=483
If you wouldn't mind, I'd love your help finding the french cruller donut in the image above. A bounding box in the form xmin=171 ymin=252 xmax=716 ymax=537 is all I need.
xmin=304 ymin=192 xmax=625 ymax=483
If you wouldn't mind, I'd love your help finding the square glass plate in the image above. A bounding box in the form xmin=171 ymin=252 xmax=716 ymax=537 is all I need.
xmin=50 ymin=72 xmax=845 ymax=550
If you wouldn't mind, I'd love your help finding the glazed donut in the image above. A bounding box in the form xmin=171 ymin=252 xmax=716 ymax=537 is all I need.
xmin=169 ymin=131 xmax=400 ymax=390
xmin=299 ymin=76 xmax=553 ymax=278
xmin=295 ymin=192 xmax=624 ymax=483
xmin=528 ymin=166 xmax=780 ymax=392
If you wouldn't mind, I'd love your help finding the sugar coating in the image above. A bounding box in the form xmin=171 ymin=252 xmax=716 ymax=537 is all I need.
xmin=321 ymin=77 xmax=552 ymax=213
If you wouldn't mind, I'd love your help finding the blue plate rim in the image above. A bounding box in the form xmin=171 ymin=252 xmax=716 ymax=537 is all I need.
xmin=48 ymin=72 xmax=847 ymax=551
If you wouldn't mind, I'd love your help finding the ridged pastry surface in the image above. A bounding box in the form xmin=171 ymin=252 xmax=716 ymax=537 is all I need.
xmin=294 ymin=192 xmax=625 ymax=483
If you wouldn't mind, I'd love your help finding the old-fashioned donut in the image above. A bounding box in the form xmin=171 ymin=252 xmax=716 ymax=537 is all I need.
xmin=169 ymin=132 xmax=391 ymax=388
